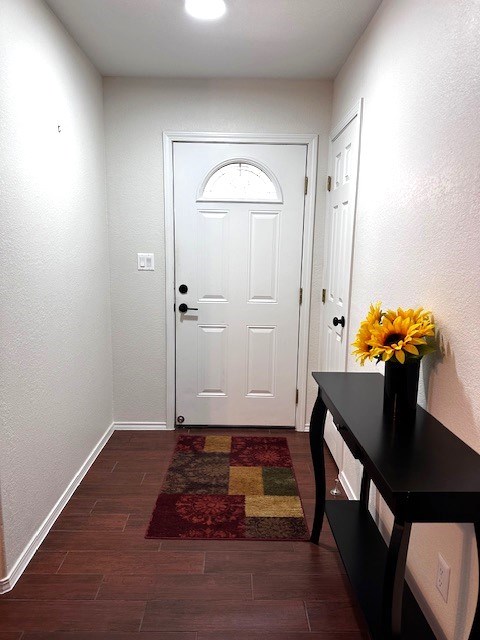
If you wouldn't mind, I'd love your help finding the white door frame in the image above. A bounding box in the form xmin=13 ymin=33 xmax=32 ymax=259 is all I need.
xmin=163 ymin=132 xmax=318 ymax=431
xmin=319 ymin=99 xmax=363 ymax=373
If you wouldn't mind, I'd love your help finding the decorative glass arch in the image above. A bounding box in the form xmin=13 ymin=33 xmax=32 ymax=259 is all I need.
xmin=198 ymin=160 xmax=282 ymax=203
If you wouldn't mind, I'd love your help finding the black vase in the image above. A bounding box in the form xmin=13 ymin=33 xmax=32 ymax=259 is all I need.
xmin=383 ymin=358 xmax=421 ymax=423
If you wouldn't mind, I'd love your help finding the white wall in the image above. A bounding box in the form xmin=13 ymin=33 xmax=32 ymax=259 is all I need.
xmin=0 ymin=0 xmax=113 ymax=579
xmin=333 ymin=1 xmax=480 ymax=638
xmin=103 ymin=78 xmax=332 ymax=424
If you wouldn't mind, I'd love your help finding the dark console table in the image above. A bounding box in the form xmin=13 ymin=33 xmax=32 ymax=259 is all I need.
xmin=309 ymin=372 xmax=480 ymax=640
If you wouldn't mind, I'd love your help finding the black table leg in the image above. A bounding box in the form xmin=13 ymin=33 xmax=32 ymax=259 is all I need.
xmin=309 ymin=389 xmax=328 ymax=544
xmin=360 ymin=467 xmax=370 ymax=508
xmin=382 ymin=517 xmax=412 ymax=639
xmin=469 ymin=521 xmax=480 ymax=639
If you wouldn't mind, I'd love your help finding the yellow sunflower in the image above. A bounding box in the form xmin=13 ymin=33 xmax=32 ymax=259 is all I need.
xmin=351 ymin=302 xmax=383 ymax=365
xmin=384 ymin=306 xmax=431 ymax=325
xmin=365 ymin=301 xmax=382 ymax=325
xmin=384 ymin=307 xmax=435 ymax=341
xmin=351 ymin=303 xmax=435 ymax=365
xmin=369 ymin=313 xmax=434 ymax=364
xmin=352 ymin=321 xmax=376 ymax=365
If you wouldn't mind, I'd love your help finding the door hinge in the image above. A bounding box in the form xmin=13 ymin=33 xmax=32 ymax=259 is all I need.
xmin=322 ymin=288 xmax=326 ymax=304
xmin=304 ymin=176 xmax=308 ymax=195
xmin=299 ymin=287 xmax=303 ymax=305
xmin=327 ymin=175 xmax=332 ymax=192
xmin=296 ymin=389 xmax=299 ymax=405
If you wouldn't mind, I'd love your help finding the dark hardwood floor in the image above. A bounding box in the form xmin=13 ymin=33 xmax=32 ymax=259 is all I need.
xmin=0 ymin=429 xmax=369 ymax=639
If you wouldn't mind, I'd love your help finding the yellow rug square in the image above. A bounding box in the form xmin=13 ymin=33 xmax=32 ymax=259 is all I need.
xmin=245 ymin=495 xmax=303 ymax=518
xmin=204 ymin=435 xmax=232 ymax=453
xmin=229 ymin=466 xmax=264 ymax=495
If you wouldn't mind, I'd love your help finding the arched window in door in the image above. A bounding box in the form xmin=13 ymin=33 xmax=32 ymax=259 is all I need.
xmin=198 ymin=160 xmax=282 ymax=203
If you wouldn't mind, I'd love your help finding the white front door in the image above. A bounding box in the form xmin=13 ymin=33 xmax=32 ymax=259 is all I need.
xmin=173 ymin=142 xmax=307 ymax=427
xmin=321 ymin=106 xmax=361 ymax=466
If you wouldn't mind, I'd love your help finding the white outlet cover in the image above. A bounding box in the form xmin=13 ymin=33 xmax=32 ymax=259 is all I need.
xmin=436 ymin=553 xmax=450 ymax=603
xmin=137 ymin=253 xmax=155 ymax=271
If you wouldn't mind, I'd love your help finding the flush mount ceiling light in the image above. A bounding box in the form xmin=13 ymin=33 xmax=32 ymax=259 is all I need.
xmin=185 ymin=0 xmax=226 ymax=21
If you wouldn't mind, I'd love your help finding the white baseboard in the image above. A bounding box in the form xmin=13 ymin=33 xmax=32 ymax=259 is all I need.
xmin=339 ymin=469 xmax=357 ymax=500
xmin=0 ymin=421 xmax=114 ymax=594
xmin=113 ymin=421 xmax=171 ymax=431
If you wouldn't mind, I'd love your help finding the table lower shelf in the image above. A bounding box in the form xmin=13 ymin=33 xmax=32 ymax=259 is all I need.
xmin=325 ymin=500 xmax=436 ymax=640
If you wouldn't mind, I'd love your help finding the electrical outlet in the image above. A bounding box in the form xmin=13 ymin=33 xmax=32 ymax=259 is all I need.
xmin=436 ymin=553 xmax=450 ymax=603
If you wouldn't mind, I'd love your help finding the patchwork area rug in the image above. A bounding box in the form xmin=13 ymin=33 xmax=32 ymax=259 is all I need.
xmin=146 ymin=434 xmax=309 ymax=540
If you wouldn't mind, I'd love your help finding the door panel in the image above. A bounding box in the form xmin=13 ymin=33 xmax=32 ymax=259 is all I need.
xmin=248 ymin=212 xmax=280 ymax=303
xmin=246 ymin=326 xmax=276 ymax=397
xmin=197 ymin=325 xmax=228 ymax=396
xmin=174 ymin=142 xmax=307 ymax=427
xmin=197 ymin=211 xmax=229 ymax=301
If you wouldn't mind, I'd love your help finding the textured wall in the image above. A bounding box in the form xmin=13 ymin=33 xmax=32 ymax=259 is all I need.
xmin=0 ymin=0 xmax=113 ymax=576
xmin=103 ymin=78 xmax=332 ymax=423
xmin=332 ymin=1 xmax=480 ymax=638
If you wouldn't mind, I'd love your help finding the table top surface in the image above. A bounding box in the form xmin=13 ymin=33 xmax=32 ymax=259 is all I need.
xmin=313 ymin=372 xmax=480 ymax=495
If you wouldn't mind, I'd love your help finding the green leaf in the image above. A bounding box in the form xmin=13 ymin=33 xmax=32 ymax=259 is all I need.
xmin=417 ymin=344 xmax=436 ymax=357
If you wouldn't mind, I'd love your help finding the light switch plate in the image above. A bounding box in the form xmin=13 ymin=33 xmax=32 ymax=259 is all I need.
xmin=137 ymin=253 xmax=154 ymax=271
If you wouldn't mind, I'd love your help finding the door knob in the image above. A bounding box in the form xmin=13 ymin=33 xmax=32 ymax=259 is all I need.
xmin=179 ymin=303 xmax=198 ymax=313
xmin=333 ymin=316 xmax=345 ymax=328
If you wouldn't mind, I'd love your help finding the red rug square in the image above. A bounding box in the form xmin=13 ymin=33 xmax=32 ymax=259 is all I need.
xmin=147 ymin=493 xmax=246 ymax=539
xmin=230 ymin=436 xmax=292 ymax=467
xmin=176 ymin=434 xmax=206 ymax=453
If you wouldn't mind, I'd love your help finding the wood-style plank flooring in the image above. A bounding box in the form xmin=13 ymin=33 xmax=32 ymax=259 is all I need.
xmin=0 ymin=429 xmax=369 ymax=639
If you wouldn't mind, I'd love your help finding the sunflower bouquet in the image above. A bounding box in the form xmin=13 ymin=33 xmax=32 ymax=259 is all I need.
xmin=352 ymin=303 xmax=435 ymax=365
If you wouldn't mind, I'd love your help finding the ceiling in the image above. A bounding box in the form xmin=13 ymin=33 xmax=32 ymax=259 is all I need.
xmin=45 ymin=0 xmax=382 ymax=78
